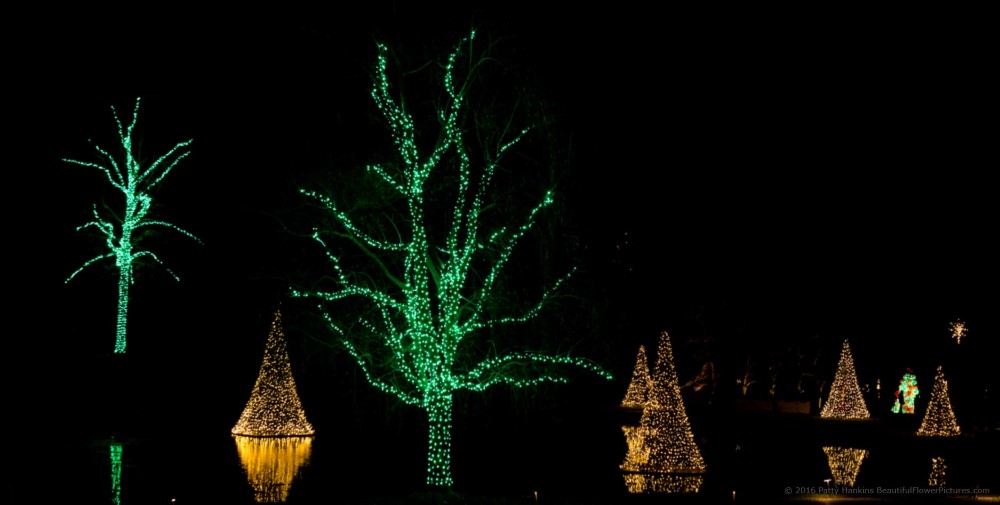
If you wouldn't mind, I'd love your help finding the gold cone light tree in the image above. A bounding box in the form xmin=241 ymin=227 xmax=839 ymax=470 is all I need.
xmin=621 ymin=345 xmax=651 ymax=409
xmin=233 ymin=310 xmax=314 ymax=503
xmin=821 ymin=340 xmax=870 ymax=419
xmin=622 ymin=332 xmax=706 ymax=493
xmin=917 ymin=366 xmax=960 ymax=437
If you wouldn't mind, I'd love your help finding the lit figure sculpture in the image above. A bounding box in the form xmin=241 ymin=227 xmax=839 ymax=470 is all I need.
xmin=891 ymin=370 xmax=919 ymax=414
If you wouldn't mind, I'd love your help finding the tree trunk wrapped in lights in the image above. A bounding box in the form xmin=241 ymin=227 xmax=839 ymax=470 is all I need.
xmin=64 ymin=97 xmax=200 ymax=354
xmin=621 ymin=332 xmax=706 ymax=493
xmin=917 ymin=366 xmax=960 ymax=437
xmin=621 ymin=345 xmax=651 ymax=409
xmin=820 ymin=340 xmax=870 ymax=419
xmin=293 ymin=32 xmax=610 ymax=489
xmin=233 ymin=310 xmax=314 ymax=436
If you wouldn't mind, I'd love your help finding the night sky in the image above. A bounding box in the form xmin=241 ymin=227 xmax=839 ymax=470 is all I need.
xmin=6 ymin=6 xmax=997 ymax=491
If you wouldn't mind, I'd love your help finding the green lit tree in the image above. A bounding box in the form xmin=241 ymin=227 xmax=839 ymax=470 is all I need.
xmin=294 ymin=32 xmax=611 ymax=488
xmin=65 ymin=98 xmax=200 ymax=354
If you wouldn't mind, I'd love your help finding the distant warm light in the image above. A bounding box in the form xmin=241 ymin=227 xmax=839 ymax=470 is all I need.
xmin=622 ymin=332 xmax=706 ymax=494
xmin=823 ymin=446 xmax=868 ymax=487
xmin=949 ymin=321 xmax=967 ymax=344
xmin=917 ymin=366 xmax=960 ymax=437
xmin=233 ymin=310 xmax=314 ymax=436
xmin=110 ymin=440 xmax=122 ymax=505
xmin=233 ymin=435 xmax=313 ymax=503
xmin=64 ymin=97 xmax=200 ymax=354
xmin=821 ymin=340 xmax=870 ymax=419
xmin=621 ymin=345 xmax=651 ymax=409
xmin=929 ymin=456 xmax=946 ymax=487
xmin=891 ymin=371 xmax=919 ymax=414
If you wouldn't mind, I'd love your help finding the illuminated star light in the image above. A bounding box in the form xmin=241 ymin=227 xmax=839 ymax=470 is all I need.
xmin=294 ymin=31 xmax=611 ymax=488
xmin=949 ymin=320 xmax=967 ymax=344
xmin=64 ymin=97 xmax=200 ymax=354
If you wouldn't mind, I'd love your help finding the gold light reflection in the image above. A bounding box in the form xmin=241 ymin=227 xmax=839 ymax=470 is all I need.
xmin=234 ymin=435 xmax=314 ymax=503
xmin=823 ymin=446 xmax=868 ymax=487
xmin=929 ymin=456 xmax=946 ymax=487
xmin=623 ymin=472 xmax=704 ymax=494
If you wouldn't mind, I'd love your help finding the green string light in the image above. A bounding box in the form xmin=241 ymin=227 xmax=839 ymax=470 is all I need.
xmin=64 ymin=97 xmax=200 ymax=354
xmin=295 ymin=32 xmax=611 ymax=488
xmin=110 ymin=440 xmax=122 ymax=505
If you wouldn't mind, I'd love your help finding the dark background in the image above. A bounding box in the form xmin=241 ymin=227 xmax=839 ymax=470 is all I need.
xmin=5 ymin=5 xmax=997 ymax=502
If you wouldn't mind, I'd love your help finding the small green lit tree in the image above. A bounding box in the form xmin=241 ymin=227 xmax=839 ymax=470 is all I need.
xmin=294 ymin=32 xmax=611 ymax=488
xmin=65 ymin=98 xmax=200 ymax=354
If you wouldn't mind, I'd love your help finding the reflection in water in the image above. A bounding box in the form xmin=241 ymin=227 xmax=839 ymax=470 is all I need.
xmin=110 ymin=440 xmax=122 ymax=505
xmin=623 ymin=472 xmax=704 ymax=494
xmin=929 ymin=456 xmax=946 ymax=487
xmin=108 ymin=440 xmax=122 ymax=505
xmin=823 ymin=446 xmax=868 ymax=487
xmin=234 ymin=435 xmax=313 ymax=503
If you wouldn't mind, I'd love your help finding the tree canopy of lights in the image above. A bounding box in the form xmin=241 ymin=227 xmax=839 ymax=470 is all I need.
xmin=233 ymin=310 xmax=315 ymax=436
xmin=949 ymin=320 xmax=967 ymax=344
xmin=622 ymin=345 xmax=651 ymax=409
xmin=891 ymin=371 xmax=919 ymax=414
xmin=292 ymin=32 xmax=611 ymax=488
xmin=64 ymin=97 xmax=200 ymax=354
xmin=234 ymin=435 xmax=314 ymax=503
xmin=621 ymin=332 xmax=706 ymax=493
xmin=917 ymin=366 xmax=960 ymax=437
xmin=820 ymin=340 xmax=870 ymax=419
xmin=822 ymin=446 xmax=868 ymax=487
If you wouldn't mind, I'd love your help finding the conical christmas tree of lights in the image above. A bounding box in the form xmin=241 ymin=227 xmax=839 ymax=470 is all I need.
xmin=622 ymin=345 xmax=652 ymax=409
xmin=623 ymin=331 xmax=706 ymax=475
xmin=917 ymin=366 xmax=960 ymax=437
xmin=233 ymin=310 xmax=315 ymax=436
xmin=821 ymin=340 xmax=870 ymax=419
